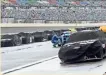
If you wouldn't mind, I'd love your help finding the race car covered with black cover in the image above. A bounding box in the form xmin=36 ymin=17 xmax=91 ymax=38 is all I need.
xmin=58 ymin=30 xmax=106 ymax=64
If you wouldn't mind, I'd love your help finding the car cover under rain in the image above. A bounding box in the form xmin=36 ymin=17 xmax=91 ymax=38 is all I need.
xmin=58 ymin=40 xmax=105 ymax=64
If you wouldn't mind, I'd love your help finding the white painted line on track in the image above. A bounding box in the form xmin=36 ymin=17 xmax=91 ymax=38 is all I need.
xmin=2 ymin=55 xmax=58 ymax=75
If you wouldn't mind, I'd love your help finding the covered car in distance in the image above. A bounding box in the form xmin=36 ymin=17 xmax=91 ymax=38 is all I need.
xmin=58 ymin=30 xmax=106 ymax=64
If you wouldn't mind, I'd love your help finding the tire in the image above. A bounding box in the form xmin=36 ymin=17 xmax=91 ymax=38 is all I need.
xmin=12 ymin=34 xmax=22 ymax=46
xmin=1 ymin=34 xmax=22 ymax=47
xmin=48 ymin=35 xmax=53 ymax=40
xmin=34 ymin=36 xmax=43 ymax=42
xmin=33 ymin=32 xmax=44 ymax=42
xmin=18 ymin=32 xmax=32 ymax=44
xmin=43 ymin=31 xmax=53 ymax=41
xmin=1 ymin=40 xmax=13 ymax=47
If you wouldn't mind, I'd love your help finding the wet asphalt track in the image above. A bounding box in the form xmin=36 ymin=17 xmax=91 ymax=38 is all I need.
xmin=1 ymin=41 xmax=60 ymax=71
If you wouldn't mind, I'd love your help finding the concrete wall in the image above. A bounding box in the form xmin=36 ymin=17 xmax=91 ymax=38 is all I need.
xmin=1 ymin=23 xmax=106 ymax=34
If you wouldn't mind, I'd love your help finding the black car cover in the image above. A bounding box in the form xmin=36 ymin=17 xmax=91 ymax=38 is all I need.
xmin=58 ymin=40 xmax=104 ymax=63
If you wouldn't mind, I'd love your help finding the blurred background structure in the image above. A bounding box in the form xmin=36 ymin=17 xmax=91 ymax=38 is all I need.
xmin=1 ymin=0 xmax=106 ymax=23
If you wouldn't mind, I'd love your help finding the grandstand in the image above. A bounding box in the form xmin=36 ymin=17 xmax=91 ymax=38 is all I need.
xmin=1 ymin=0 xmax=106 ymax=23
